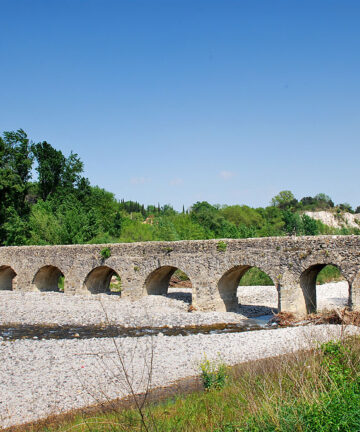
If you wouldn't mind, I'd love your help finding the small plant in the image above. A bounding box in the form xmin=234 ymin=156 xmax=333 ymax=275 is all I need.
xmin=200 ymin=357 xmax=228 ymax=390
xmin=298 ymin=248 xmax=311 ymax=260
xmin=162 ymin=247 xmax=173 ymax=253
xmin=217 ymin=241 xmax=227 ymax=252
xmin=134 ymin=265 xmax=139 ymax=272
xmin=58 ymin=275 xmax=64 ymax=292
xmin=110 ymin=274 xmax=122 ymax=292
xmin=100 ymin=247 xmax=111 ymax=260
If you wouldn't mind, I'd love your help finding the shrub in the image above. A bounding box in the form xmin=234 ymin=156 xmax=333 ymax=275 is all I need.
xmin=200 ymin=357 xmax=228 ymax=390
xmin=217 ymin=241 xmax=227 ymax=252
xmin=100 ymin=247 xmax=111 ymax=260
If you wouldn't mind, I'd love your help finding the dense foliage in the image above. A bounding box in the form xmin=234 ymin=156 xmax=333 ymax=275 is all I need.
xmin=1 ymin=130 xmax=359 ymax=246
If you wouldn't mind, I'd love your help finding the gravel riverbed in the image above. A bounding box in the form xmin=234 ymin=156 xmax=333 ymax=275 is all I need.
xmin=1 ymin=325 xmax=359 ymax=429
xmin=0 ymin=282 xmax=349 ymax=327
xmin=0 ymin=281 xmax=352 ymax=428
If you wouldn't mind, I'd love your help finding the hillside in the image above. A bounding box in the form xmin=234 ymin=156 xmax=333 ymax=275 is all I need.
xmin=304 ymin=211 xmax=360 ymax=229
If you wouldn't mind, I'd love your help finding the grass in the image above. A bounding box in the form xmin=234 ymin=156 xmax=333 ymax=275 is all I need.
xmin=109 ymin=274 xmax=122 ymax=292
xmin=18 ymin=336 xmax=360 ymax=432
xmin=238 ymin=264 xmax=343 ymax=287
xmin=57 ymin=276 xmax=64 ymax=292
xmin=317 ymin=264 xmax=344 ymax=285
xmin=239 ymin=267 xmax=273 ymax=286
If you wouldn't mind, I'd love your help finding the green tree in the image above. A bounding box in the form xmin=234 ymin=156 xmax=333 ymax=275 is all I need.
xmin=283 ymin=210 xmax=303 ymax=235
xmin=190 ymin=201 xmax=238 ymax=238
xmin=0 ymin=129 xmax=33 ymax=245
xmin=32 ymin=141 xmax=65 ymax=200
xmin=221 ymin=205 xmax=263 ymax=228
xmin=302 ymin=214 xmax=319 ymax=235
xmin=119 ymin=219 xmax=155 ymax=242
xmin=153 ymin=217 xmax=179 ymax=241
xmin=271 ymin=190 xmax=297 ymax=210
xmin=170 ymin=214 xmax=208 ymax=240
xmin=256 ymin=206 xmax=285 ymax=237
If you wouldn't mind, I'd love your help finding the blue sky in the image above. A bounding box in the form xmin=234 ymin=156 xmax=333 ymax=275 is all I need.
xmin=1 ymin=0 xmax=359 ymax=210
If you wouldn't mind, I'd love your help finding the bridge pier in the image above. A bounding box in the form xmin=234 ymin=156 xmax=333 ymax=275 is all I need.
xmin=278 ymin=271 xmax=308 ymax=316
xmin=12 ymin=272 xmax=34 ymax=292
xmin=191 ymin=281 xmax=221 ymax=312
xmin=351 ymin=270 xmax=360 ymax=311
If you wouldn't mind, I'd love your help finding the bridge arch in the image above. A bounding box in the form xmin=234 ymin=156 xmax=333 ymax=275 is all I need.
xmin=0 ymin=265 xmax=17 ymax=290
xmin=300 ymin=263 xmax=349 ymax=313
xmin=143 ymin=265 xmax=193 ymax=302
xmin=83 ymin=266 xmax=121 ymax=295
xmin=32 ymin=265 xmax=64 ymax=292
xmin=217 ymin=265 xmax=276 ymax=312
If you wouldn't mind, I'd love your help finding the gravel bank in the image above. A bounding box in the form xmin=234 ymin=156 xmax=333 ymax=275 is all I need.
xmin=0 ymin=281 xmax=352 ymax=428
xmin=237 ymin=281 xmax=349 ymax=316
xmin=0 ymin=282 xmax=349 ymax=327
xmin=1 ymin=324 xmax=358 ymax=429
xmin=0 ymin=290 xmax=248 ymax=327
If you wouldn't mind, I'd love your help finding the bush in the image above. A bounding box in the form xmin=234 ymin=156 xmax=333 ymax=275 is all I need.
xmin=217 ymin=241 xmax=227 ymax=252
xmin=100 ymin=247 xmax=111 ymax=260
xmin=200 ymin=357 xmax=228 ymax=390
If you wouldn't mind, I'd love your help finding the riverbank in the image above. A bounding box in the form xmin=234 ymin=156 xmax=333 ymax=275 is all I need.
xmin=0 ymin=281 xmax=352 ymax=429
xmin=1 ymin=325 xmax=359 ymax=429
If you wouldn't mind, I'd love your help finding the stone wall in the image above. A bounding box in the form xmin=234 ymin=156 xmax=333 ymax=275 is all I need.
xmin=1 ymin=235 xmax=360 ymax=315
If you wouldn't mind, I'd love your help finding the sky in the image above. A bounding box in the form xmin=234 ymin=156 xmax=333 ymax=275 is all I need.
xmin=1 ymin=0 xmax=360 ymax=210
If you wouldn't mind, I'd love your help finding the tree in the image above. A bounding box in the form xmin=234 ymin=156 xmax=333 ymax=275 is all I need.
xmin=32 ymin=142 xmax=86 ymax=201
xmin=169 ymin=214 xmax=207 ymax=240
xmin=314 ymin=193 xmax=334 ymax=207
xmin=32 ymin=141 xmax=65 ymax=200
xmin=282 ymin=210 xmax=302 ymax=235
xmin=302 ymin=214 xmax=318 ymax=235
xmin=338 ymin=203 xmax=353 ymax=213
xmin=190 ymin=201 xmax=241 ymax=238
xmin=271 ymin=191 xmax=297 ymax=210
xmin=0 ymin=129 xmax=33 ymax=244
xmin=62 ymin=152 xmax=84 ymax=189
xmin=221 ymin=205 xmax=263 ymax=228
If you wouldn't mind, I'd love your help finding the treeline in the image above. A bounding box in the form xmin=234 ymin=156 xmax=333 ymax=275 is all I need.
xmin=1 ymin=129 xmax=359 ymax=247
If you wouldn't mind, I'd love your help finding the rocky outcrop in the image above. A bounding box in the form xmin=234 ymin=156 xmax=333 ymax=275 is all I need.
xmin=304 ymin=211 xmax=360 ymax=229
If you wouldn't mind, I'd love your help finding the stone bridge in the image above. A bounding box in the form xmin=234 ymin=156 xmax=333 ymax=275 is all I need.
xmin=1 ymin=235 xmax=360 ymax=315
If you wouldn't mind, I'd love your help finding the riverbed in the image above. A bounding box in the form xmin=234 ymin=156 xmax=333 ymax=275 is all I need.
xmin=0 ymin=282 xmax=351 ymax=429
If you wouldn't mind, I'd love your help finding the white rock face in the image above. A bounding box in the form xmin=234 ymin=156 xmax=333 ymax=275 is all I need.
xmin=304 ymin=211 xmax=360 ymax=229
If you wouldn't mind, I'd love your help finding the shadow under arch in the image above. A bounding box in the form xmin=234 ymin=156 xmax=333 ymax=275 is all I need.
xmin=83 ymin=266 xmax=121 ymax=295
xmin=0 ymin=265 xmax=17 ymax=290
xmin=300 ymin=263 xmax=348 ymax=314
xmin=144 ymin=266 xmax=193 ymax=303
xmin=33 ymin=265 xmax=64 ymax=292
xmin=218 ymin=265 xmax=276 ymax=313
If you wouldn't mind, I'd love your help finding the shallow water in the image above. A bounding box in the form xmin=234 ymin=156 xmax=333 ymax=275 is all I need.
xmin=0 ymin=315 xmax=273 ymax=341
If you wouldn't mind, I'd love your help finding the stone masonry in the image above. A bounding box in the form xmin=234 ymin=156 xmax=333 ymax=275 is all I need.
xmin=1 ymin=235 xmax=360 ymax=316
